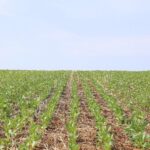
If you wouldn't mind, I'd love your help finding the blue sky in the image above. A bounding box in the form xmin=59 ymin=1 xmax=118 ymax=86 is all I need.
xmin=0 ymin=0 xmax=150 ymax=70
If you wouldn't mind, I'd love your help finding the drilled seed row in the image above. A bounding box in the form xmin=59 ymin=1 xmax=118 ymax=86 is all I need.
xmin=1 ymin=71 xmax=149 ymax=150
xmin=35 ymin=73 xmax=73 ymax=150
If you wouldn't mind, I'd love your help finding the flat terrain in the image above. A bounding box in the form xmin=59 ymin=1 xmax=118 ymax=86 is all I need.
xmin=0 ymin=70 xmax=149 ymax=150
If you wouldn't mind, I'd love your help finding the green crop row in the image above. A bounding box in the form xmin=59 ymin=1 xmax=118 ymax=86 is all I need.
xmin=79 ymin=74 xmax=112 ymax=150
xmin=0 ymin=71 xmax=70 ymax=149
xmin=67 ymin=76 xmax=80 ymax=150
xmin=81 ymin=71 xmax=150 ymax=149
xmin=0 ymin=71 xmax=150 ymax=149
xmin=19 ymin=75 xmax=68 ymax=149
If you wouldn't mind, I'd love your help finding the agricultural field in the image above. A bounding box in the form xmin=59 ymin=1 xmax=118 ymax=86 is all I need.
xmin=0 ymin=70 xmax=150 ymax=150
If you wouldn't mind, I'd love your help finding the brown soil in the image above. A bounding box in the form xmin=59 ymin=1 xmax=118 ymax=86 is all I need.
xmin=89 ymin=81 xmax=138 ymax=150
xmin=145 ymin=124 xmax=150 ymax=135
xmin=145 ymin=113 xmax=150 ymax=134
xmin=77 ymin=81 xmax=101 ymax=150
xmin=105 ymin=88 xmax=133 ymax=123
xmin=0 ymin=121 xmax=5 ymax=138
xmin=34 ymin=75 xmax=73 ymax=150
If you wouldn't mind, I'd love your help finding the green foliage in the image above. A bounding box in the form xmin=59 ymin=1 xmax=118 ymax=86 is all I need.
xmin=79 ymin=71 xmax=150 ymax=149
xmin=80 ymin=75 xmax=112 ymax=150
xmin=67 ymin=78 xmax=80 ymax=150
xmin=1 ymin=70 xmax=150 ymax=149
xmin=0 ymin=70 xmax=69 ymax=148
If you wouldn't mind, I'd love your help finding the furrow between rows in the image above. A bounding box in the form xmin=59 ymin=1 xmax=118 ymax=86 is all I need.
xmin=89 ymin=82 xmax=138 ymax=150
xmin=0 ymin=122 xmax=5 ymax=139
xmin=77 ymin=81 xmax=98 ymax=150
xmin=34 ymin=74 xmax=73 ymax=150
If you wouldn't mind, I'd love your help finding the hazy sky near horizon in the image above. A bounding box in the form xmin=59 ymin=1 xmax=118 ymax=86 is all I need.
xmin=0 ymin=0 xmax=150 ymax=70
